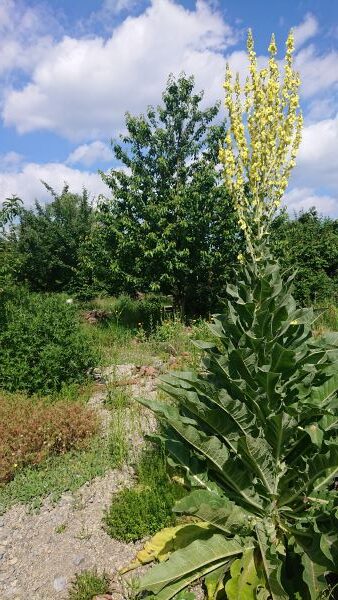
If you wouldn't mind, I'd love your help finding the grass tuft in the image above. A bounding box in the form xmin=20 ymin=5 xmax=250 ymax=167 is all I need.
xmin=68 ymin=569 xmax=110 ymax=600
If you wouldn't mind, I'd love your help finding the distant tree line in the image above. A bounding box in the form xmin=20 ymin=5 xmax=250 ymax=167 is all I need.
xmin=1 ymin=74 xmax=338 ymax=314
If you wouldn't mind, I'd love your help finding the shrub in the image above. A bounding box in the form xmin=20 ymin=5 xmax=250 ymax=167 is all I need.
xmin=0 ymin=289 xmax=97 ymax=394
xmin=0 ymin=393 xmax=98 ymax=483
xmin=104 ymin=446 xmax=183 ymax=542
xmin=68 ymin=569 xmax=110 ymax=600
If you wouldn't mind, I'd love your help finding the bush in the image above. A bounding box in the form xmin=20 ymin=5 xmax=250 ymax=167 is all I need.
xmin=104 ymin=446 xmax=183 ymax=542
xmin=0 ymin=289 xmax=97 ymax=394
xmin=0 ymin=393 xmax=98 ymax=483
xmin=68 ymin=569 xmax=110 ymax=600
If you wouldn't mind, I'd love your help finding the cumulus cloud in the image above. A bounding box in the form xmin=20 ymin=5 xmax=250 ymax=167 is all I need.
xmin=0 ymin=151 xmax=24 ymax=170
xmin=67 ymin=141 xmax=112 ymax=167
xmin=3 ymin=0 xmax=235 ymax=140
xmin=284 ymin=187 xmax=338 ymax=216
xmin=0 ymin=0 xmax=60 ymax=76
xmin=295 ymin=45 xmax=338 ymax=98
xmin=292 ymin=115 xmax=338 ymax=191
xmin=293 ymin=13 xmax=318 ymax=49
xmin=0 ymin=162 xmax=109 ymax=207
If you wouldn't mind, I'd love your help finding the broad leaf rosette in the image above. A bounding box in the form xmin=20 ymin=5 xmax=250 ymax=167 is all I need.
xmin=132 ymin=246 xmax=338 ymax=599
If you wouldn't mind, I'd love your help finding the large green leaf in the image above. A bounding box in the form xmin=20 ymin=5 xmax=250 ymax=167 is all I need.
xmin=204 ymin=564 xmax=227 ymax=599
xmin=255 ymin=521 xmax=288 ymax=600
xmin=299 ymin=550 xmax=327 ymax=599
xmin=173 ymin=489 xmax=251 ymax=535
xmin=238 ymin=435 xmax=275 ymax=495
xmin=139 ymin=534 xmax=250 ymax=595
xmin=224 ymin=548 xmax=268 ymax=600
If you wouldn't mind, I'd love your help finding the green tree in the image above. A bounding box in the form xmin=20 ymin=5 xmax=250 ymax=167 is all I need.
xmin=271 ymin=208 xmax=338 ymax=304
xmin=98 ymin=74 xmax=240 ymax=315
xmin=13 ymin=184 xmax=94 ymax=292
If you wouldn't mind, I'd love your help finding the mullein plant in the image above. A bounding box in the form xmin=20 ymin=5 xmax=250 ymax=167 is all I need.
xmin=125 ymin=31 xmax=338 ymax=600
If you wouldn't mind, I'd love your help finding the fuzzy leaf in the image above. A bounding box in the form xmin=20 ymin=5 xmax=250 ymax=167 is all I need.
xmin=225 ymin=548 xmax=267 ymax=600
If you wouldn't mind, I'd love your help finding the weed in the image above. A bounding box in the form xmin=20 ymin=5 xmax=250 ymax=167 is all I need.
xmin=55 ymin=522 xmax=67 ymax=534
xmin=104 ymin=445 xmax=184 ymax=542
xmin=68 ymin=569 xmax=110 ymax=600
xmin=105 ymin=387 xmax=130 ymax=410
xmin=75 ymin=526 xmax=92 ymax=541
xmin=0 ymin=393 xmax=98 ymax=483
xmin=109 ymin=407 xmax=129 ymax=469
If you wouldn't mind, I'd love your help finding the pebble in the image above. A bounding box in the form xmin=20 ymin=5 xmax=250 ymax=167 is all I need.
xmin=53 ymin=576 xmax=67 ymax=592
xmin=73 ymin=554 xmax=85 ymax=566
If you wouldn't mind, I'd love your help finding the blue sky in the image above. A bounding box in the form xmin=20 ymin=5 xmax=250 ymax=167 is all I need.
xmin=0 ymin=0 xmax=337 ymax=214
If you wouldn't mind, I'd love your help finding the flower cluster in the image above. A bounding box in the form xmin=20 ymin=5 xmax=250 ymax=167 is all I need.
xmin=219 ymin=30 xmax=302 ymax=258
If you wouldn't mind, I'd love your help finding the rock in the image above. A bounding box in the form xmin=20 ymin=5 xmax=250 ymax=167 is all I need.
xmin=73 ymin=554 xmax=85 ymax=566
xmin=0 ymin=517 xmax=4 ymax=527
xmin=93 ymin=595 xmax=112 ymax=600
xmin=53 ymin=576 xmax=67 ymax=592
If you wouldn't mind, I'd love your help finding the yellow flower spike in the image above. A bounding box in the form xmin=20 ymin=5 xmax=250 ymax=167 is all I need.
xmin=219 ymin=29 xmax=302 ymax=260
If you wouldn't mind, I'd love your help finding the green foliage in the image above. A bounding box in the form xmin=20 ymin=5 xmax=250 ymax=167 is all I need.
xmin=68 ymin=569 xmax=110 ymax=600
xmin=136 ymin=244 xmax=338 ymax=599
xmin=0 ymin=289 xmax=97 ymax=394
xmin=96 ymin=74 xmax=240 ymax=315
xmin=7 ymin=184 xmax=94 ymax=292
xmin=271 ymin=208 xmax=338 ymax=305
xmin=104 ymin=446 xmax=184 ymax=542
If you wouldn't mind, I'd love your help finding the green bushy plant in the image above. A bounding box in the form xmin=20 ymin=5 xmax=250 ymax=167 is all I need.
xmin=0 ymin=289 xmax=97 ymax=394
xmin=104 ymin=446 xmax=183 ymax=542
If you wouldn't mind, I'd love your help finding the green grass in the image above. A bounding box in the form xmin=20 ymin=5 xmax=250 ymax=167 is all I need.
xmin=103 ymin=444 xmax=184 ymax=542
xmin=68 ymin=569 xmax=110 ymax=600
xmin=0 ymin=436 xmax=115 ymax=514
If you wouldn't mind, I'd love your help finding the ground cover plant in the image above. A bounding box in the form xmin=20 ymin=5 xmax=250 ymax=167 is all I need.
xmin=0 ymin=288 xmax=97 ymax=394
xmin=128 ymin=31 xmax=338 ymax=600
xmin=0 ymin=392 xmax=98 ymax=483
xmin=68 ymin=569 xmax=110 ymax=600
xmin=104 ymin=445 xmax=184 ymax=542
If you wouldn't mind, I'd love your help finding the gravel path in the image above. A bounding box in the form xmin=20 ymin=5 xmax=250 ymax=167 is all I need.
xmin=0 ymin=364 xmax=160 ymax=600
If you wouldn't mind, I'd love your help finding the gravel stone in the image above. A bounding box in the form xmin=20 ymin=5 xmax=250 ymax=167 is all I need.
xmin=72 ymin=554 xmax=85 ymax=566
xmin=53 ymin=576 xmax=67 ymax=592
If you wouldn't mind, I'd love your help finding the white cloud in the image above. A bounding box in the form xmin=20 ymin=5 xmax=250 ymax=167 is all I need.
xmin=0 ymin=162 xmax=109 ymax=207
xmin=295 ymin=45 xmax=338 ymax=98
xmin=67 ymin=141 xmax=112 ymax=167
xmin=99 ymin=0 xmax=139 ymax=15
xmin=0 ymin=0 xmax=60 ymax=76
xmin=291 ymin=115 xmax=338 ymax=191
xmin=0 ymin=151 xmax=24 ymax=170
xmin=284 ymin=187 xmax=338 ymax=216
xmin=2 ymin=0 xmax=235 ymax=140
xmin=293 ymin=13 xmax=318 ymax=49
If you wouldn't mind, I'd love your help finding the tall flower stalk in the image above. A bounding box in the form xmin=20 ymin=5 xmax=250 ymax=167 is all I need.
xmin=219 ymin=31 xmax=302 ymax=260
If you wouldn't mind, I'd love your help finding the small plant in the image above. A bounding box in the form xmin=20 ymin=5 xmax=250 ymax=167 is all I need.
xmin=55 ymin=522 xmax=67 ymax=534
xmin=108 ymin=407 xmax=129 ymax=469
xmin=104 ymin=446 xmax=183 ymax=542
xmin=105 ymin=387 xmax=131 ymax=410
xmin=68 ymin=569 xmax=110 ymax=600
